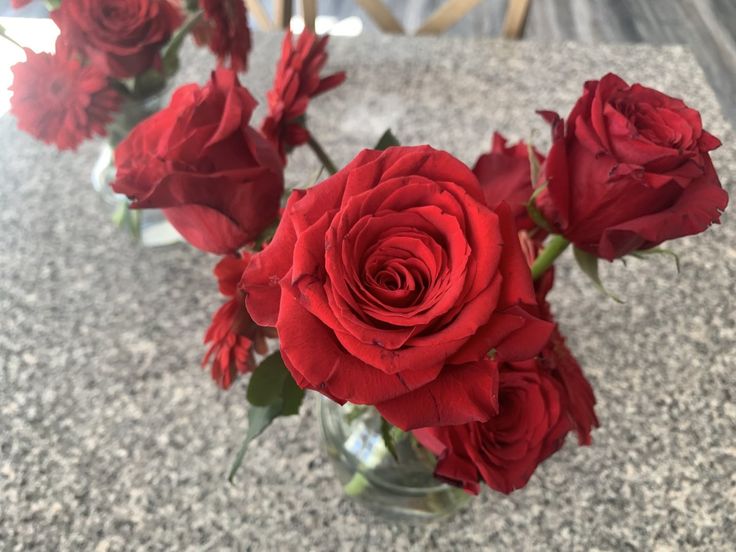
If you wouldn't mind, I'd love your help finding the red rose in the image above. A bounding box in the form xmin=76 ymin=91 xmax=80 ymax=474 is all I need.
xmin=11 ymin=0 xmax=32 ymax=8
xmin=203 ymin=254 xmax=275 ymax=389
xmin=261 ymin=31 xmax=346 ymax=162
xmin=10 ymin=48 xmax=120 ymax=150
xmin=112 ymin=69 xmax=284 ymax=254
xmin=473 ymin=132 xmax=544 ymax=232
xmin=51 ymin=0 xmax=183 ymax=78
xmin=536 ymin=73 xmax=728 ymax=260
xmin=198 ymin=0 xmax=251 ymax=72
xmin=241 ymin=145 xmax=554 ymax=430
xmin=414 ymin=360 xmax=571 ymax=495
xmin=414 ymin=232 xmax=598 ymax=494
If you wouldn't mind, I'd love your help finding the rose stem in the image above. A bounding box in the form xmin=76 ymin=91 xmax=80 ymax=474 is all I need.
xmin=531 ymin=235 xmax=571 ymax=281
xmin=307 ymin=134 xmax=338 ymax=175
xmin=343 ymin=472 xmax=370 ymax=497
xmin=0 ymin=24 xmax=25 ymax=50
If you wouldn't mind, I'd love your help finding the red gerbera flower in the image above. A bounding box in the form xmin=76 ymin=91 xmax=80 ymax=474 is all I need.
xmin=261 ymin=30 xmax=346 ymax=162
xmin=9 ymin=48 xmax=120 ymax=151
xmin=203 ymin=254 xmax=275 ymax=389
xmin=197 ymin=0 xmax=252 ymax=72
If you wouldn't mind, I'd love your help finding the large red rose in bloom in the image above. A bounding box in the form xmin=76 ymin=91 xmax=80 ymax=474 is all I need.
xmin=261 ymin=31 xmax=346 ymax=162
xmin=197 ymin=0 xmax=251 ymax=72
xmin=241 ymin=145 xmax=554 ymax=430
xmin=112 ymin=69 xmax=284 ymax=255
xmin=536 ymin=73 xmax=728 ymax=260
xmin=203 ymin=255 xmax=275 ymax=389
xmin=51 ymin=0 xmax=183 ymax=78
xmin=473 ymin=132 xmax=545 ymax=232
xmin=10 ymin=48 xmax=119 ymax=151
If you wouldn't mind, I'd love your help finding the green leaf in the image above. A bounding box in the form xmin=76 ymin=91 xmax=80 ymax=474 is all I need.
xmin=573 ymin=247 xmax=624 ymax=303
xmin=228 ymin=401 xmax=283 ymax=483
xmin=380 ymin=418 xmax=399 ymax=461
xmin=231 ymin=352 xmax=306 ymax=481
xmin=132 ymin=69 xmax=167 ymax=99
xmin=280 ymin=376 xmax=306 ymax=416
xmin=246 ymin=352 xmax=290 ymax=407
xmin=631 ymin=247 xmax=681 ymax=274
xmin=374 ymin=129 xmax=400 ymax=151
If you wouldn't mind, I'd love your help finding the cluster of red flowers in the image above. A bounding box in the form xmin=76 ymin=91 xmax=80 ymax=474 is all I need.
xmin=8 ymin=0 xmax=253 ymax=150
xmin=110 ymin=26 xmax=727 ymax=493
xmin=30 ymin=14 xmax=721 ymax=495
xmin=111 ymin=31 xmax=347 ymax=393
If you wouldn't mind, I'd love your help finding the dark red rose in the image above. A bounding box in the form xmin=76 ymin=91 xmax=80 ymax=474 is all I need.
xmin=536 ymin=73 xmax=728 ymax=260
xmin=414 ymin=359 xmax=572 ymax=495
xmin=51 ymin=0 xmax=183 ymax=78
xmin=261 ymin=30 xmax=346 ymax=162
xmin=112 ymin=69 xmax=284 ymax=255
xmin=473 ymin=132 xmax=544 ymax=232
xmin=197 ymin=0 xmax=251 ymax=72
xmin=203 ymin=254 xmax=275 ymax=389
xmin=414 ymin=231 xmax=598 ymax=494
xmin=10 ymin=48 xmax=120 ymax=151
xmin=241 ymin=145 xmax=554 ymax=430
xmin=11 ymin=0 xmax=32 ymax=8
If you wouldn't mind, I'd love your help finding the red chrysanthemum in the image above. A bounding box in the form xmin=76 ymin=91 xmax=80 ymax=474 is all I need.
xmin=9 ymin=48 xmax=120 ymax=151
xmin=260 ymin=30 xmax=346 ymax=162
xmin=197 ymin=0 xmax=252 ymax=72
xmin=203 ymin=254 xmax=275 ymax=389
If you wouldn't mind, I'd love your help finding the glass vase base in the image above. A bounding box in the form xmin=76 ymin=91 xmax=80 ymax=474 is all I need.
xmin=320 ymin=399 xmax=472 ymax=523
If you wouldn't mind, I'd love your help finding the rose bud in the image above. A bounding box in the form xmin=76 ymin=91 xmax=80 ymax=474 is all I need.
xmin=536 ymin=73 xmax=728 ymax=260
xmin=241 ymin=145 xmax=554 ymax=431
xmin=112 ymin=69 xmax=284 ymax=255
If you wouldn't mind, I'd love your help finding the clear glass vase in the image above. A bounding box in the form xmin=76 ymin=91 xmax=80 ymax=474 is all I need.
xmin=90 ymin=93 xmax=182 ymax=247
xmin=319 ymin=397 xmax=472 ymax=522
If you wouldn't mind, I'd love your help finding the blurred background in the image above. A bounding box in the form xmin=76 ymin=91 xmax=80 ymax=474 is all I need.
xmin=1 ymin=0 xmax=735 ymax=122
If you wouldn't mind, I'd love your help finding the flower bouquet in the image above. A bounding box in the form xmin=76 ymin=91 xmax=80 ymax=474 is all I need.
xmin=106 ymin=30 xmax=728 ymax=520
xmin=3 ymin=0 xmax=252 ymax=243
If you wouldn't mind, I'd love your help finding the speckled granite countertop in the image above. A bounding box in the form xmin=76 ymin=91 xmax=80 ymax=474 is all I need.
xmin=1 ymin=35 xmax=734 ymax=551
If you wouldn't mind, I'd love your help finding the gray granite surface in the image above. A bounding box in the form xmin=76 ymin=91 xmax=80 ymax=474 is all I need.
xmin=1 ymin=34 xmax=735 ymax=551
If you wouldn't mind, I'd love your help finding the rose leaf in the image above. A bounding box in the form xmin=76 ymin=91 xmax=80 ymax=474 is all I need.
xmin=374 ymin=129 xmax=400 ymax=151
xmin=573 ymin=247 xmax=624 ymax=304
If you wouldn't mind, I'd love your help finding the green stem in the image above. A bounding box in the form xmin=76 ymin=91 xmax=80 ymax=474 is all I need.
xmin=344 ymin=472 xmax=370 ymax=496
xmin=307 ymin=134 xmax=338 ymax=175
xmin=531 ymin=235 xmax=570 ymax=281
xmin=0 ymin=24 xmax=25 ymax=51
